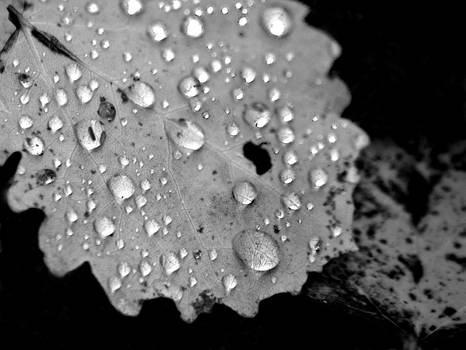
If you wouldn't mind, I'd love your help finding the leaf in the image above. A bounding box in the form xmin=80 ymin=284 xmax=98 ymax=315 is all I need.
xmin=0 ymin=0 xmax=367 ymax=320
xmin=308 ymin=141 xmax=466 ymax=338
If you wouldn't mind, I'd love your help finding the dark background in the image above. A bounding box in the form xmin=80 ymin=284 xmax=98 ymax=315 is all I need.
xmin=1 ymin=0 xmax=465 ymax=349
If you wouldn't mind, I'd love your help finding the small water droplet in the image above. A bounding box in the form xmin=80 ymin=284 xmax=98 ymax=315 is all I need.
xmin=118 ymin=262 xmax=131 ymax=278
xmin=281 ymin=192 xmax=301 ymax=211
xmin=36 ymin=169 xmax=56 ymax=186
xmin=222 ymin=274 xmax=237 ymax=295
xmin=126 ymin=81 xmax=155 ymax=108
xmin=276 ymin=104 xmax=294 ymax=123
xmin=232 ymin=181 xmax=257 ymax=205
xmin=19 ymin=115 xmax=33 ymax=129
xmin=309 ymin=168 xmax=328 ymax=189
xmin=181 ymin=15 xmax=205 ymax=38
xmin=24 ymin=136 xmax=45 ymax=156
xmin=167 ymin=119 xmax=205 ymax=151
xmin=76 ymin=85 xmax=94 ymax=104
xmin=192 ymin=66 xmax=210 ymax=84
xmin=241 ymin=66 xmax=256 ymax=84
xmin=232 ymin=230 xmax=280 ymax=272
xmin=55 ymin=89 xmax=68 ymax=106
xmin=277 ymin=126 xmax=295 ymax=144
xmin=243 ymin=102 xmax=271 ymax=128
xmin=48 ymin=115 xmax=64 ymax=134
xmin=261 ymin=6 xmax=293 ymax=38
xmin=279 ymin=168 xmax=295 ymax=184
xmin=309 ymin=237 xmax=322 ymax=263
xmin=144 ymin=219 xmax=160 ymax=237
xmin=120 ymin=0 xmax=144 ymax=16
xmin=161 ymin=252 xmax=180 ymax=276
xmin=65 ymin=63 xmax=82 ymax=83
xmin=146 ymin=21 xmax=169 ymax=43
xmin=178 ymin=76 xmax=200 ymax=99
xmin=94 ymin=216 xmax=115 ymax=238
xmin=108 ymin=174 xmax=135 ymax=202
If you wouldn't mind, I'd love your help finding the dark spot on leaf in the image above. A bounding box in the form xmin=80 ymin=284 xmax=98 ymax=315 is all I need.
xmin=35 ymin=169 xmax=56 ymax=186
xmin=242 ymin=141 xmax=272 ymax=175
xmin=191 ymin=290 xmax=217 ymax=314
xmin=445 ymin=253 xmax=466 ymax=271
xmin=88 ymin=127 xmax=96 ymax=141
xmin=117 ymin=88 xmax=128 ymax=103
xmin=398 ymin=254 xmax=424 ymax=283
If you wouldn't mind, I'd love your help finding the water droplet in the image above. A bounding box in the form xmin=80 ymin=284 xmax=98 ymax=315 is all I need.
xmin=94 ymin=216 xmax=115 ymax=238
xmin=309 ymin=237 xmax=322 ymax=263
xmin=76 ymin=85 xmax=94 ymax=104
xmin=120 ymin=0 xmax=143 ymax=16
xmin=283 ymin=150 xmax=298 ymax=166
xmin=281 ymin=192 xmax=301 ymax=211
xmin=144 ymin=219 xmax=160 ymax=237
xmin=48 ymin=115 xmax=64 ymax=133
xmin=309 ymin=168 xmax=328 ymax=189
xmin=109 ymin=276 xmax=122 ymax=293
xmin=232 ymin=181 xmax=257 ymax=205
xmin=126 ymin=81 xmax=155 ymax=108
xmin=167 ymin=119 xmax=205 ymax=151
xmin=243 ymin=102 xmax=271 ymax=128
xmin=24 ymin=136 xmax=45 ymax=156
xmin=140 ymin=260 xmax=152 ymax=277
xmin=222 ymin=274 xmax=237 ymax=295
xmin=241 ymin=66 xmax=256 ymax=84
xmin=178 ymin=76 xmax=200 ymax=99
xmin=279 ymin=168 xmax=295 ymax=184
xmin=18 ymin=73 xmax=33 ymax=88
xmin=232 ymin=230 xmax=280 ymax=272
xmin=277 ymin=126 xmax=295 ymax=144
xmin=85 ymin=1 xmax=100 ymax=14
xmin=161 ymin=252 xmax=180 ymax=276
xmin=276 ymin=104 xmax=294 ymax=123
xmin=75 ymin=120 xmax=105 ymax=152
xmin=146 ymin=21 xmax=169 ymax=43
xmin=19 ymin=115 xmax=33 ymax=129
xmin=192 ymin=66 xmax=210 ymax=84
xmin=118 ymin=262 xmax=131 ymax=278
xmin=65 ymin=63 xmax=82 ymax=83
xmin=97 ymin=98 xmax=116 ymax=122
xmin=55 ymin=89 xmax=68 ymax=106
xmin=108 ymin=174 xmax=135 ymax=202
xmin=226 ymin=122 xmax=240 ymax=137
xmin=181 ymin=15 xmax=205 ymax=38
xmin=261 ymin=6 xmax=293 ymax=38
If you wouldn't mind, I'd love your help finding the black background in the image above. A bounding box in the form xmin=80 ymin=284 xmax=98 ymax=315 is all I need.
xmin=1 ymin=0 xmax=465 ymax=349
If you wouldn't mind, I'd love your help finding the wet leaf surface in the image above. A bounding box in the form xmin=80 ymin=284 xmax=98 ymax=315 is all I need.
xmin=0 ymin=0 xmax=366 ymax=320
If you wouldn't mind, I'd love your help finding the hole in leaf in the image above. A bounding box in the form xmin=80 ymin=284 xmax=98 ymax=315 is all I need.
xmin=242 ymin=142 xmax=272 ymax=175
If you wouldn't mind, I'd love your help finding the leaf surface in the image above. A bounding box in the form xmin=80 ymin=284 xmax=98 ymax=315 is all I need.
xmin=0 ymin=0 xmax=367 ymax=320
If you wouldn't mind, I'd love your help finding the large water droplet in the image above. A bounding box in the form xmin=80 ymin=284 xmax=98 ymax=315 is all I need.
xmin=181 ymin=15 xmax=205 ymax=38
xmin=120 ymin=0 xmax=143 ymax=16
xmin=243 ymin=102 xmax=271 ymax=128
xmin=75 ymin=120 xmax=106 ymax=152
xmin=167 ymin=119 xmax=205 ymax=151
xmin=24 ymin=136 xmax=45 ymax=156
xmin=94 ymin=216 xmax=116 ymax=239
xmin=261 ymin=6 xmax=293 ymax=38
xmin=232 ymin=230 xmax=280 ymax=272
xmin=108 ymin=174 xmax=135 ymax=202
xmin=161 ymin=252 xmax=180 ymax=276
xmin=126 ymin=81 xmax=155 ymax=108
xmin=147 ymin=21 xmax=169 ymax=43
xmin=233 ymin=181 xmax=257 ymax=205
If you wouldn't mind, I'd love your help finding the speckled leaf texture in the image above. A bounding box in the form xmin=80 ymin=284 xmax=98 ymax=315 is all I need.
xmin=308 ymin=141 xmax=466 ymax=338
xmin=0 ymin=0 xmax=367 ymax=320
